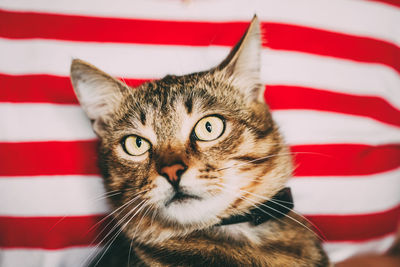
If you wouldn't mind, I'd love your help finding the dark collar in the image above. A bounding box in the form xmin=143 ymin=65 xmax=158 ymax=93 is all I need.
xmin=217 ymin=187 xmax=294 ymax=226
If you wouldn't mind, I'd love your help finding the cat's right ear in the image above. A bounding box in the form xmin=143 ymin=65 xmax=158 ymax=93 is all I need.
xmin=70 ymin=59 xmax=128 ymax=134
xmin=215 ymin=15 xmax=263 ymax=103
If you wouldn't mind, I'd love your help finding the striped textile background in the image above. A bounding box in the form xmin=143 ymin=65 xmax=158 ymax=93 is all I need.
xmin=0 ymin=0 xmax=399 ymax=266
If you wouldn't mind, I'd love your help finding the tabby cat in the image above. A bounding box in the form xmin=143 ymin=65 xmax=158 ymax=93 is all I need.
xmin=70 ymin=16 xmax=329 ymax=267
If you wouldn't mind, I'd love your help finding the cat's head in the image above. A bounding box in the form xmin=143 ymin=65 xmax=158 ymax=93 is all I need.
xmin=70 ymin=17 xmax=292 ymax=236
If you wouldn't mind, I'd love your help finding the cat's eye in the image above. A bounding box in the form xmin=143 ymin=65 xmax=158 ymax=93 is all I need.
xmin=193 ymin=115 xmax=225 ymax=141
xmin=122 ymin=135 xmax=151 ymax=156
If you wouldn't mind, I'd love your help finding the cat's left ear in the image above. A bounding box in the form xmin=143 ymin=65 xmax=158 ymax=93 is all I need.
xmin=216 ymin=15 xmax=263 ymax=102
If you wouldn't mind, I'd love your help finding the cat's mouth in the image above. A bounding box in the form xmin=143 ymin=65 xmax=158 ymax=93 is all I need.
xmin=165 ymin=191 xmax=201 ymax=206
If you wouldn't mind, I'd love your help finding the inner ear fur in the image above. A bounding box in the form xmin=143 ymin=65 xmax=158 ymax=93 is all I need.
xmin=70 ymin=58 xmax=130 ymax=134
xmin=215 ymin=15 xmax=263 ymax=103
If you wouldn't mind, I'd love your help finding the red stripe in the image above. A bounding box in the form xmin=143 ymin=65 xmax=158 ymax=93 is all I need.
xmin=265 ymin=85 xmax=400 ymax=127
xmin=2 ymin=74 xmax=399 ymax=127
xmin=0 ymin=9 xmax=247 ymax=46
xmin=367 ymin=0 xmax=400 ymax=8
xmin=263 ymin=22 xmax=400 ymax=74
xmin=0 ymin=142 xmax=398 ymax=176
xmin=292 ymin=144 xmax=400 ymax=176
xmin=306 ymin=205 xmax=400 ymax=242
xmin=0 ymin=141 xmax=100 ymax=176
xmin=0 ymin=73 xmax=148 ymax=104
xmin=0 ymin=215 xmax=108 ymax=249
xmin=1 ymin=9 xmax=399 ymax=73
xmin=0 ymin=74 xmax=79 ymax=104
xmin=0 ymin=206 xmax=398 ymax=248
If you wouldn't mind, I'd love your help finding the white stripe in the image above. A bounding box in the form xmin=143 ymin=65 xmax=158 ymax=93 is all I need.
xmin=0 ymin=38 xmax=226 ymax=78
xmin=1 ymin=38 xmax=399 ymax=108
xmin=0 ymin=247 xmax=102 ymax=267
xmin=324 ymin=234 xmax=397 ymax=263
xmin=1 ymin=104 xmax=399 ymax=144
xmin=263 ymin=50 xmax=400 ymax=109
xmin=0 ymin=176 xmax=110 ymax=216
xmin=1 ymin=169 xmax=399 ymax=217
xmin=0 ymin=103 xmax=96 ymax=142
xmin=288 ymin=168 xmax=400 ymax=215
xmin=0 ymin=0 xmax=399 ymax=46
xmin=273 ymin=110 xmax=400 ymax=145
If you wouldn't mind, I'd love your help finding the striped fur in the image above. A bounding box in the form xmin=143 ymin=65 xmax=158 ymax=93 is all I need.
xmin=71 ymin=17 xmax=329 ymax=266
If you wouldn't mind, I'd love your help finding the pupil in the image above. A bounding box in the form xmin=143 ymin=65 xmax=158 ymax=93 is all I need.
xmin=205 ymin=121 xmax=212 ymax=133
xmin=136 ymin=137 xmax=142 ymax=147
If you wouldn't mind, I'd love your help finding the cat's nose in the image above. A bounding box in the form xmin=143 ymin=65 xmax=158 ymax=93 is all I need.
xmin=160 ymin=163 xmax=187 ymax=187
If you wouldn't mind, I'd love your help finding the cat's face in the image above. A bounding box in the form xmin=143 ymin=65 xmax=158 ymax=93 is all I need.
xmin=71 ymin=17 xmax=292 ymax=232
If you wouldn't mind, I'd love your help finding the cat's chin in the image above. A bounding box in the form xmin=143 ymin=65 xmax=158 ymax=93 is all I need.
xmin=165 ymin=191 xmax=202 ymax=207
xmin=148 ymin=175 xmax=236 ymax=227
xmin=160 ymin=193 xmax=230 ymax=227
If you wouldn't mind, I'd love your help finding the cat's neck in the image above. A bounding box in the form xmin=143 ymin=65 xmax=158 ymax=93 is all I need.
xmin=212 ymin=222 xmax=272 ymax=245
xmin=131 ymin=216 xmax=276 ymax=247
xmin=131 ymin=187 xmax=294 ymax=245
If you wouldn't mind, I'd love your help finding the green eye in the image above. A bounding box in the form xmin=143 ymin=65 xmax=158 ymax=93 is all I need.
xmin=122 ymin=135 xmax=151 ymax=156
xmin=194 ymin=115 xmax=225 ymax=141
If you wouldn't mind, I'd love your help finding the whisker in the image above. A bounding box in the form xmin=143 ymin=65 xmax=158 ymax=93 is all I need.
xmin=82 ymin=205 xmax=138 ymax=267
xmin=48 ymin=215 xmax=69 ymax=232
xmin=256 ymin=204 xmax=321 ymax=241
xmin=82 ymin=191 xmax=148 ymax=267
xmin=269 ymin=198 xmax=294 ymax=205
xmin=90 ymin=196 xmax=144 ymax=244
xmin=133 ymin=204 xmax=152 ymax=238
xmin=267 ymin=198 xmax=327 ymax=241
xmin=91 ymin=189 xmax=120 ymax=199
xmin=217 ymin=182 xmax=323 ymax=241
xmin=86 ymin=190 xmax=123 ymax=205
xmin=88 ymin=199 xmax=148 ymax=267
xmin=92 ymin=219 xmax=129 ymax=266
xmin=100 ymin=200 xmax=149 ymax=267
xmin=227 ymin=186 xmax=326 ymax=241
xmin=128 ymin=205 xmax=153 ymax=266
xmin=215 ymin=184 xmax=281 ymax=222
xmin=92 ymin=191 xmax=122 ymax=202
xmin=217 ymin=151 xmax=332 ymax=172
xmin=128 ymin=236 xmax=134 ymax=266
xmin=120 ymin=76 xmax=129 ymax=88
xmin=51 ymin=190 xmax=125 ymax=236
xmin=216 ymin=152 xmax=293 ymax=172
xmin=86 ymin=189 xmax=149 ymax=236
xmin=149 ymin=204 xmax=157 ymax=228
xmin=85 ymin=196 xmax=134 ymax=239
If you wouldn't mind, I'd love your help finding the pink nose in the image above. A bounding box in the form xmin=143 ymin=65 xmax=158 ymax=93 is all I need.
xmin=160 ymin=163 xmax=186 ymax=185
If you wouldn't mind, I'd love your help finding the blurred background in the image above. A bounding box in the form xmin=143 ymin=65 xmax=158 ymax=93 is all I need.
xmin=0 ymin=0 xmax=399 ymax=266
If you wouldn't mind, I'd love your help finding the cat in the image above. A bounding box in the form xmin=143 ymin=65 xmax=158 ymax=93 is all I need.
xmin=70 ymin=16 xmax=330 ymax=267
